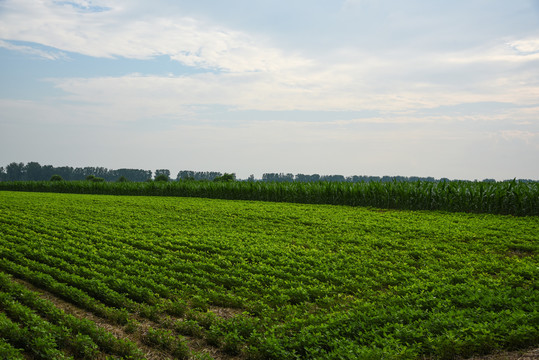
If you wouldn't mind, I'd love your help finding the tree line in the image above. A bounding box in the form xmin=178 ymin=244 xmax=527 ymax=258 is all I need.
xmin=1 ymin=162 xmax=535 ymax=183
xmin=263 ymin=173 xmax=441 ymax=183
xmin=0 ymin=162 xmax=239 ymax=183
xmin=0 ymin=162 xmax=153 ymax=182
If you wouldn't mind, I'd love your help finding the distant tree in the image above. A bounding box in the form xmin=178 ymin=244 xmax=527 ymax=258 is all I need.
xmin=53 ymin=166 xmax=74 ymax=181
xmin=50 ymin=175 xmax=63 ymax=181
xmin=283 ymin=173 xmax=294 ymax=182
xmin=262 ymin=173 xmax=277 ymax=182
xmin=117 ymin=176 xmax=128 ymax=182
xmin=247 ymin=174 xmax=255 ymax=182
xmin=0 ymin=166 xmax=5 ymax=181
xmin=177 ymin=170 xmax=224 ymax=181
xmin=24 ymin=162 xmax=43 ymax=181
xmin=213 ymin=173 xmax=235 ymax=182
xmin=116 ymin=169 xmax=151 ymax=182
xmin=262 ymin=173 xmax=293 ymax=182
xmin=86 ymin=175 xmax=96 ymax=181
xmin=92 ymin=167 xmax=108 ymax=179
xmin=6 ymin=162 xmax=25 ymax=181
xmin=92 ymin=177 xmax=105 ymax=182
xmin=177 ymin=170 xmax=195 ymax=181
xmin=155 ymin=169 xmax=170 ymax=180
xmin=155 ymin=173 xmax=169 ymax=182
xmin=320 ymin=174 xmax=345 ymax=182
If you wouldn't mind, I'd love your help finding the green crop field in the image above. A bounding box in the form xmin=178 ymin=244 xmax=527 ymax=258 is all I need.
xmin=0 ymin=191 xmax=537 ymax=359
xmin=1 ymin=178 xmax=538 ymax=216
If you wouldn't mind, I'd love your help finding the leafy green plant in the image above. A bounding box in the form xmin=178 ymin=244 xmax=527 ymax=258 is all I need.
xmin=221 ymin=330 xmax=243 ymax=355
xmin=172 ymin=337 xmax=190 ymax=360
xmin=165 ymin=299 xmax=188 ymax=317
xmin=143 ymin=327 xmax=174 ymax=351
xmin=2 ymin=178 xmax=537 ymax=215
xmin=175 ymin=319 xmax=204 ymax=337
xmin=0 ymin=191 xmax=537 ymax=359
xmin=190 ymin=295 xmax=209 ymax=312
xmin=0 ymin=339 xmax=25 ymax=360
xmin=69 ymin=334 xmax=99 ymax=360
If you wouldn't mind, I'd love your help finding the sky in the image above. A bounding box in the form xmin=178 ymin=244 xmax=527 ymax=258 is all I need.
xmin=1 ymin=0 xmax=538 ymax=181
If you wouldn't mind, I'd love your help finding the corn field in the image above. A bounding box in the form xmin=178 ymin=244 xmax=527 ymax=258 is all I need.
xmin=0 ymin=179 xmax=537 ymax=216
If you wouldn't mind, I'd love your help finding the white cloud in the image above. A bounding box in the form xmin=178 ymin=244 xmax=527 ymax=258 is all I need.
xmin=0 ymin=0 xmax=309 ymax=73
xmin=0 ymin=40 xmax=68 ymax=60
xmin=2 ymin=0 xmax=539 ymax=114
xmin=509 ymin=38 xmax=539 ymax=54
xmin=443 ymin=41 xmax=539 ymax=64
xmin=40 ymin=61 xmax=539 ymax=124
xmin=498 ymin=130 xmax=538 ymax=145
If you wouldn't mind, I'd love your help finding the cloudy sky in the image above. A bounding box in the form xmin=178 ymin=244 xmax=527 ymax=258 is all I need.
xmin=1 ymin=0 xmax=538 ymax=180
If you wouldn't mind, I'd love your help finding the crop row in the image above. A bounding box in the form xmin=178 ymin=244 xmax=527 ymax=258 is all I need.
xmin=0 ymin=272 xmax=143 ymax=359
xmin=1 ymin=178 xmax=537 ymax=215
xmin=0 ymin=191 xmax=538 ymax=359
xmin=0 ymin=270 xmax=207 ymax=359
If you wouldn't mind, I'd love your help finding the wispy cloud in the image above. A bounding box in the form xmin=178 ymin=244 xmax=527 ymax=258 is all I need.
xmin=509 ymin=38 xmax=539 ymax=54
xmin=2 ymin=0 xmax=538 ymax=113
xmin=0 ymin=40 xmax=68 ymax=60
xmin=498 ymin=130 xmax=538 ymax=144
xmin=53 ymin=0 xmax=111 ymax=13
xmin=0 ymin=0 xmax=309 ymax=73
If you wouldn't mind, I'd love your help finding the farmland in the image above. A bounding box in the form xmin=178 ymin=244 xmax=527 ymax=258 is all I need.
xmin=1 ymin=178 xmax=538 ymax=216
xmin=0 ymin=191 xmax=537 ymax=359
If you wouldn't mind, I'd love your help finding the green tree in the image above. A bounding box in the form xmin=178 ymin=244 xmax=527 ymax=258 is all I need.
xmin=50 ymin=175 xmax=63 ymax=181
xmin=6 ymin=162 xmax=25 ymax=181
xmin=155 ymin=174 xmax=169 ymax=182
xmin=25 ymin=162 xmax=43 ymax=180
xmin=213 ymin=173 xmax=236 ymax=182
xmin=155 ymin=169 xmax=170 ymax=180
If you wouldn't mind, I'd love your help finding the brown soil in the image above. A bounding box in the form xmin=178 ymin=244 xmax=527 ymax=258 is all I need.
xmin=464 ymin=347 xmax=539 ymax=360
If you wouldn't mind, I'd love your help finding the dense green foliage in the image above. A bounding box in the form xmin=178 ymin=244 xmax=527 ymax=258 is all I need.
xmin=1 ymin=162 xmax=153 ymax=182
xmin=0 ymin=272 xmax=144 ymax=359
xmin=1 ymin=178 xmax=538 ymax=215
xmin=0 ymin=191 xmax=537 ymax=359
xmin=155 ymin=174 xmax=170 ymax=182
xmin=50 ymin=175 xmax=64 ymax=182
xmin=1 ymin=161 xmax=459 ymax=183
